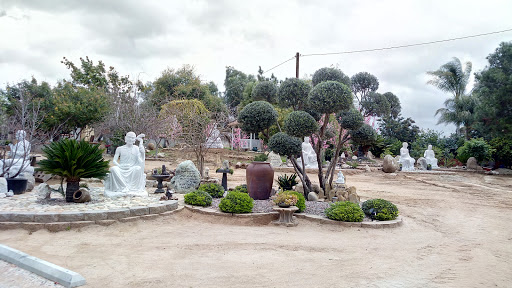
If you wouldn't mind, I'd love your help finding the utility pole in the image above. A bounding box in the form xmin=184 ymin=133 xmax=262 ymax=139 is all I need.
xmin=295 ymin=52 xmax=300 ymax=78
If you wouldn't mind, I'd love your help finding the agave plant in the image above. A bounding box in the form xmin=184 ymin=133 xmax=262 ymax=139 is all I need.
xmin=37 ymin=139 xmax=109 ymax=202
xmin=277 ymin=173 xmax=298 ymax=191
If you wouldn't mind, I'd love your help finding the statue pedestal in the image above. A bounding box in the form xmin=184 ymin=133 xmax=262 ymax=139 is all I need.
xmin=272 ymin=206 xmax=299 ymax=227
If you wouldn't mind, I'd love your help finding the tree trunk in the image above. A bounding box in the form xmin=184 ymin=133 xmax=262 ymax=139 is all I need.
xmin=65 ymin=180 xmax=80 ymax=203
xmin=290 ymin=156 xmax=310 ymax=198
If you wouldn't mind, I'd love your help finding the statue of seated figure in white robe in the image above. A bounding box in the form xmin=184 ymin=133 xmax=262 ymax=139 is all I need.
xmin=398 ymin=142 xmax=415 ymax=171
xmin=297 ymin=137 xmax=318 ymax=169
xmin=0 ymin=130 xmax=34 ymax=178
xmin=104 ymin=132 xmax=147 ymax=197
xmin=424 ymin=144 xmax=439 ymax=169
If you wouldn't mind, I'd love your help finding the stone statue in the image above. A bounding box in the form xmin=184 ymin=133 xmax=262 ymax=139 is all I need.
xmin=0 ymin=130 xmax=34 ymax=178
xmin=205 ymin=125 xmax=223 ymax=149
xmin=424 ymin=145 xmax=439 ymax=169
xmin=104 ymin=132 xmax=147 ymax=197
xmin=297 ymin=137 xmax=318 ymax=169
xmin=335 ymin=171 xmax=345 ymax=184
xmin=398 ymin=142 xmax=415 ymax=171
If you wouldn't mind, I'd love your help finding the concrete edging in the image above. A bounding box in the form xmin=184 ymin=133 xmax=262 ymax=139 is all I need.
xmin=0 ymin=244 xmax=85 ymax=288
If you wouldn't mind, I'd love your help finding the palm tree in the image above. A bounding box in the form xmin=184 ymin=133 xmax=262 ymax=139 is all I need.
xmin=427 ymin=57 xmax=474 ymax=139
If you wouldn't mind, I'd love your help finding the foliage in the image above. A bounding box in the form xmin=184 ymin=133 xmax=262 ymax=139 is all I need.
xmin=184 ymin=190 xmax=212 ymax=207
xmin=268 ymin=132 xmax=302 ymax=157
xmin=257 ymin=107 xmax=293 ymax=145
xmin=312 ymin=67 xmax=351 ymax=87
xmin=473 ymin=42 xmax=512 ymax=139
xmin=254 ymin=153 xmax=268 ymax=162
xmin=283 ymin=190 xmax=306 ymax=212
xmin=309 ymin=81 xmax=353 ymax=114
xmin=350 ymin=124 xmax=377 ymax=147
xmin=251 ymin=81 xmax=277 ymax=103
xmin=277 ymin=78 xmax=311 ymax=110
xmin=219 ymin=191 xmax=253 ymax=213
xmin=233 ymin=184 xmax=248 ymax=193
xmin=379 ymin=116 xmax=420 ymax=144
xmin=350 ymin=72 xmax=379 ymax=105
xmin=283 ymin=111 xmax=319 ymax=138
xmin=238 ymin=101 xmax=277 ymax=136
xmin=409 ymin=129 xmax=443 ymax=159
xmin=361 ymin=92 xmax=391 ymax=117
xmin=37 ymin=139 xmax=109 ymax=181
xmin=489 ymin=137 xmax=512 ymax=167
xmin=198 ymin=183 xmax=225 ymax=198
xmin=435 ymin=95 xmax=477 ymax=139
xmin=224 ymin=66 xmax=256 ymax=108
xmin=273 ymin=191 xmax=298 ymax=206
xmin=361 ymin=199 xmax=399 ymax=221
xmin=456 ymin=138 xmax=495 ymax=164
xmin=324 ymin=201 xmax=364 ymax=222
xmin=277 ymin=174 xmax=298 ymax=191
xmin=382 ymin=92 xmax=401 ymax=118
xmin=337 ymin=108 xmax=364 ymax=130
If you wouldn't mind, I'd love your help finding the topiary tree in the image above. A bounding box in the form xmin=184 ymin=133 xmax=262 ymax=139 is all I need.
xmin=238 ymin=101 xmax=278 ymax=139
xmin=312 ymin=67 xmax=351 ymax=87
xmin=251 ymin=81 xmax=277 ymax=103
xmin=360 ymin=92 xmax=391 ymax=118
xmin=277 ymin=78 xmax=311 ymax=110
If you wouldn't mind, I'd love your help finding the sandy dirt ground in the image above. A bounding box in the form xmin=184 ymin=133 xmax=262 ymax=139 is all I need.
xmin=1 ymin=151 xmax=512 ymax=287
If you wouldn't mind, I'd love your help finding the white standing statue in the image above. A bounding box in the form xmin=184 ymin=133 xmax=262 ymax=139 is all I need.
xmin=205 ymin=125 xmax=223 ymax=149
xmin=424 ymin=144 xmax=439 ymax=169
xmin=0 ymin=130 xmax=34 ymax=178
xmin=335 ymin=171 xmax=345 ymax=184
xmin=297 ymin=137 xmax=318 ymax=169
xmin=398 ymin=142 xmax=415 ymax=171
xmin=104 ymin=132 xmax=147 ymax=197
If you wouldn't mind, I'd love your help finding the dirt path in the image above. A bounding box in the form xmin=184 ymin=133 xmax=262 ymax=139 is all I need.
xmin=1 ymin=170 xmax=511 ymax=287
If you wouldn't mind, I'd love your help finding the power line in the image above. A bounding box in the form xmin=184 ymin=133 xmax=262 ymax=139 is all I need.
xmin=301 ymin=28 xmax=512 ymax=57
xmin=262 ymin=56 xmax=296 ymax=74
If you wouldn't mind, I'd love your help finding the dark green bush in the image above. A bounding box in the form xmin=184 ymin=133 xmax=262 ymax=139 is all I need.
xmin=234 ymin=184 xmax=248 ymax=193
xmin=254 ymin=153 xmax=268 ymax=162
xmin=219 ymin=191 xmax=254 ymax=213
xmin=268 ymin=132 xmax=302 ymax=157
xmin=361 ymin=199 xmax=399 ymax=221
xmin=283 ymin=190 xmax=305 ymax=212
xmin=278 ymin=174 xmax=298 ymax=191
xmin=309 ymin=81 xmax=353 ymax=114
xmin=238 ymin=101 xmax=278 ymax=134
xmin=324 ymin=201 xmax=364 ymax=222
xmin=337 ymin=108 xmax=364 ymax=130
xmin=489 ymin=137 xmax=512 ymax=167
xmin=277 ymin=78 xmax=311 ymax=109
xmin=456 ymin=138 xmax=495 ymax=164
xmin=350 ymin=124 xmax=378 ymax=146
xmin=198 ymin=183 xmax=224 ymax=198
xmin=184 ymin=190 xmax=212 ymax=207
xmin=283 ymin=110 xmax=319 ymax=138
xmin=251 ymin=81 xmax=278 ymax=103
xmin=312 ymin=67 xmax=351 ymax=87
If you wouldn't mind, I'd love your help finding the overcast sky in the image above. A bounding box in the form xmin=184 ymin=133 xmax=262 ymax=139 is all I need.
xmin=1 ymin=0 xmax=511 ymax=135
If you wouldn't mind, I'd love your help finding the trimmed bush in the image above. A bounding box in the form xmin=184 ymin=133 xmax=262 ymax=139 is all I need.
xmin=219 ymin=191 xmax=254 ymax=213
xmin=309 ymin=81 xmax=353 ymax=114
xmin=350 ymin=124 xmax=377 ymax=146
xmin=283 ymin=190 xmax=305 ymax=212
xmin=324 ymin=201 xmax=364 ymax=222
xmin=277 ymin=78 xmax=311 ymax=109
xmin=361 ymin=199 xmax=399 ymax=221
xmin=238 ymin=101 xmax=278 ymax=134
xmin=184 ymin=190 xmax=212 ymax=207
xmin=234 ymin=184 xmax=248 ymax=193
xmin=456 ymin=138 xmax=495 ymax=164
xmin=198 ymin=183 xmax=224 ymax=198
xmin=312 ymin=67 xmax=351 ymax=87
xmin=284 ymin=110 xmax=319 ymax=138
xmin=337 ymin=108 xmax=364 ymax=130
xmin=268 ymin=132 xmax=302 ymax=157
xmin=251 ymin=81 xmax=278 ymax=103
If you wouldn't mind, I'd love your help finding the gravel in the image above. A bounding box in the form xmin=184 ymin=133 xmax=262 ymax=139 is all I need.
xmin=211 ymin=198 xmax=330 ymax=217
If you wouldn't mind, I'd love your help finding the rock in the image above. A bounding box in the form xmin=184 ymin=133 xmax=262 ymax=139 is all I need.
xmin=36 ymin=183 xmax=52 ymax=199
xmin=268 ymin=151 xmax=282 ymax=168
xmin=235 ymin=162 xmax=242 ymax=169
xmin=147 ymin=142 xmax=156 ymax=150
xmin=367 ymin=151 xmax=375 ymax=160
xmin=0 ymin=193 xmax=5 ymax=198
xmin=341 ymin=164 xmax=351 ymax=169
xmin=352 ymin=156 xmax=358 ymax=160
xmin=308 ymin=192 xmax=319 ymax=201
xmin=170 ymin=160 xmax=201 ymax=193
xmin=0 ymin=177 xmax=7 ymax=194
xmin=23 ymin=172 xmax=36 ymax=191
xmin=417 ymin=157 xmax=428 ymax=170
xmin=382 ymin=155 xmax=397 ymax=173
xmin=6 ymin=190 xmax=14 ymax=197
xmin=294 ymin=183 xmax=304 ymax=194
xmin=145 ymin=180 xmax=157 ymax=188
xmin=365 ymin=165 xmax=371 ymax=172
xmin=157 ymin=153 xmax=166 ymax=158
xmin=346 ymin=186 xmax=360 ymax=204
xmin=389 ymin=173 xmax=397 ymax=176
xmin=467 ymin=157 xmax=479 ymax=170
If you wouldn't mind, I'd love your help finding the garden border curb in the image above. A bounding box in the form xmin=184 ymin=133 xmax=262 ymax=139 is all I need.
xmin=0 ymin=244 xmax=86 ymax=287
xmin=0 ymin=200 xmax=181 ymax=232
xmin=184 ymin=204 xmax=402 ymax=228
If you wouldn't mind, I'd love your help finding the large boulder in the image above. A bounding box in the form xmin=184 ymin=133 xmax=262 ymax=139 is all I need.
xmin=170 ymin=160 xmax=201 ymax=193
xmin=36 ymin=183 xmax=52 ymax=199
xmin=328 ymin=185 xmax=360 ymax=204
xmin=308 ymin=192 xmax=319 ymax=201
xmin=417 ymin=157 xmax=428 ymax=170
xmin=467 ymin=157 xmax=479 ymax=170
xmin=382 ymin=155 xmax=398 ymax=173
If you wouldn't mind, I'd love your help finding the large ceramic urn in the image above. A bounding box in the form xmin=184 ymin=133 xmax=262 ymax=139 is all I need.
xmin=246 ymin=162 xmax=274 ymax=200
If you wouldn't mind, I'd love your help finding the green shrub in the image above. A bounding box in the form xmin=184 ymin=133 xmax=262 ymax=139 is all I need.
xmin=361 ymin=199 xmax=399 ymax=221
xmin=268 ymin=132 xmax=302 ymax=157
xmin=184 ymin=190 xmax=212 ymax=207
xmin=198 ymin=183 xmax=224 ymax=198
xmin=283 ymin=110 xmax=319 ymax=138
xmin=277 ymin=78 xmax=311 ymax=109
xmin=234 ymin=184 xmax=248 ymax=193
xmin=277 ymin=174 xmax=298 ymax=191
xmin=456 ymin=138 xmax=495 ymax=164
xmin=283 ymin=190 xmax=305 ymax=212
xmin=312 ymin=67 xmax=351 ymax=87
xmin=238 ymin=101 xmax=278 ymax=134
xmin=324 ymin=201 xmax=364 ymax=222
xmin=489 ymin=137 xmax=512 ymax=167
xmin=309 ymin=81 xmax=353 ymax=114
xmin=337 ymin=108 xmax=364 ymax=131
xmin=219 ymin=191 xmax=254 ymax=213
xmin=254 ymin=153 xmax=268 ymax=162
xmin=251 ymin=81 xmax=277 ymax=103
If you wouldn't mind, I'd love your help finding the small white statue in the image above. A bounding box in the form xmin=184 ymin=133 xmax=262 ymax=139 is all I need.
xmin=398 ymin=142 xmax=415 ymax=171
xmin=0 ymin=130 xmax=34 ymax=178
xmin=104 ymin=132 xmax=147 ymax=197
xmin=424 ymin=144 xmax=439 ymax=169
xmin=297 ymin=137 xmax=318 ymax=169
xmin=335 ymin=171 xmax=345 ymax=184
xmin=205 ymin=125 xmax=223 ymax=149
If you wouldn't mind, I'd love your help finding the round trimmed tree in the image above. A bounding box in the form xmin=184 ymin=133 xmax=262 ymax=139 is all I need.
xmin=312 ymin=67 xmax=351 ymax=87
xmin=277 ymin=78 xmax=311 ymax=110
xmin=238 ymin=101 xmax=278 ymax=139
xmin=284 ymin=111 xmax=319 ymax=138
xmin=309 ymin=81 xmax=353 ymax=114
xmin=337 ymin=108 xmax=364 ymax=131
xmin=251 ymin=81 xmax=277 ymax=103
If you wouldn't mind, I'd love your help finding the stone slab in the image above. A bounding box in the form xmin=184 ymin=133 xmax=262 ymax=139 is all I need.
xmin=21 ymin=222 xmax=46 ymax=232
xmin=45 ymin=222 xmax=71 ymax=232
xmin=95 ymin=220 xmax=117 ymax=226
xmin=129 ymin=206 xmax=150 ymax=216
xmin=106 ymin=209 xmax=131 ymax=220
xmin=0 ymin=212 xmax=13 ymax=222
xmin=0 ymin=244 xmax=86 ymax=288
xmin=58 ymin=212 xmax=85 ymax=222
xmin=33 ymin=212 xmax=60 ymax=223
xmin=0 ymin=222 xmax=22 ymax=230
xmin=70 ymin=221 xmax=95 ymax=229
xmin=147 ymin=203 xmax=168 ymax=214
xmin=83 ymin=211 xmax=108 ymax=221
xmin=118 ymin=216 xmax=140 ymax=223
xmin=10 ymin=212 xmax=34 ymax=222
xmin=140 ymin=214 xmax=159 ymax=221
